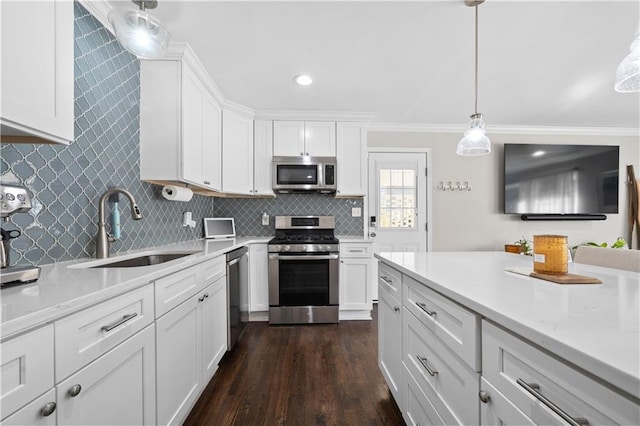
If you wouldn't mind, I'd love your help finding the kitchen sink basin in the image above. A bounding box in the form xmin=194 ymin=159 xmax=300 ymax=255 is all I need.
xmin=90 ymin=253 xmax=195 ymax=268
xmin=68 ymin=251 xmax=199 ymax=269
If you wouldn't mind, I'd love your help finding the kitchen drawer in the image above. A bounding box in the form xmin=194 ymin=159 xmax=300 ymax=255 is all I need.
xmin=482 ymin=320 xmax=639 ymax=426
xmin=403 ymin=365 xmax=446 ymax=426
xmin=1 ymin=325 xmax=54 ymax=420
xmin=339 ymin=243 xmax=372 ymax=258
xmin=202 ymin=255 xmax=225 ymax=285
xmin=403 ymin=307 xmax=480 ymax=426
xmin=378 ymin=262 xmax=402 ymax=300
xmin=2 ymin=388 xmax=56 ymax=426
xmin=403 ymin=274 xmax=480 ymax=371
xmin=55 ymin=284 xmax=154 ymax=381
xmin=155 ymin=264 xmax=203 ymax=318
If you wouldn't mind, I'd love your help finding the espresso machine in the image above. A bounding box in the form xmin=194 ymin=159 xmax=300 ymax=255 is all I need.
xmin=1 ymin=184 xmax=40 ymax=286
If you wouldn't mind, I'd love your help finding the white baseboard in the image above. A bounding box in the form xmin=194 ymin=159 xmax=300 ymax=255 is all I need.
xmin=339 ymin=310 xmax=373 ymax=321
xmin=249 ymin=311 xmax=269 ymax=322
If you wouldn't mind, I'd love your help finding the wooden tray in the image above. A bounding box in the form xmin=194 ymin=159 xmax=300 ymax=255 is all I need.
xmin=530 ymin=271 xmax=602 ymax=284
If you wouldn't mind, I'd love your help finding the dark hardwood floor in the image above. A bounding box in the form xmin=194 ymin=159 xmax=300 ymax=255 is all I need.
xmin=184 ymin=306 xmax=404 ymax=425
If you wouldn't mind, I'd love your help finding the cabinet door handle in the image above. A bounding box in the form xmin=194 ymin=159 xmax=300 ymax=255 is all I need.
xmin=68 ymin=384 xmax=82 ymax=397
xmin=41 ymin=401 xmax=56 ymax=417
xmin=393 ymin=305 xmax=400 ymax=312
xmin=517 ymin=379 xmax=588 ymax=426
xmin=300 ymin=152 xmax=304 ymax=156
xmin=203 ymin=180 xmax=211 ymax=185
xmin=101 ymin=313 xmax=137 ymax=332
xmin=416 ymin=302 xmax=436 ymax=316
xmin=416 ymin=355 xmax=438 ymax=376
xmin=479 ymin=390 xmax=490 ymax=403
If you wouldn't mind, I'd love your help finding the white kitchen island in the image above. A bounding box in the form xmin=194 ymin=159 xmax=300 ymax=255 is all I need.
xmin=375 ymin=251 xmax=639 ymax=426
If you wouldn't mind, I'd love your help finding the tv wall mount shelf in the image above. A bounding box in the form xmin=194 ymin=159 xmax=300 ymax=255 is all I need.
xmin=520 ymin=214 xmax=607 ymax=221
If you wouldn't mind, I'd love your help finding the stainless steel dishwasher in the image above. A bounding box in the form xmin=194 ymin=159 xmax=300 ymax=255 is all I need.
xmin=227 ymin=246 xmax=249 ymax=350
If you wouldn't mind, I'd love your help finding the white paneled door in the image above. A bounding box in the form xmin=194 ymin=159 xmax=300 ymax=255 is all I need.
xmin=368 ymin=151 xmax=428 ymax=299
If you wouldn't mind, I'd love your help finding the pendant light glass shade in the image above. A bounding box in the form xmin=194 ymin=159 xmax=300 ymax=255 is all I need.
xmin=457 ymin=0 xmax=491 ymax=156
xmin=108 ymin=6 xmax=171 ymax=59
xmin=614 ymin=30 xmax=640 ymax=93
xmin=457 ymin=113 xmax=491 ymax=156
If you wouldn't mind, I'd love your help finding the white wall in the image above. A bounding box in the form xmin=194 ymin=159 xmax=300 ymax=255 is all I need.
xmin=368 ymin=131 xmax=640 ymax=251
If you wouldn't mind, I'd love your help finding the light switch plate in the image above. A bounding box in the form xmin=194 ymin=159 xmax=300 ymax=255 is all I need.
xmin=351 ymin=207 xmax=362 ymax=217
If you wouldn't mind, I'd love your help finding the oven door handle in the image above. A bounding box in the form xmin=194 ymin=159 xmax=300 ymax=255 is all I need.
xmin=269 ymin=254 xmax=339 ymax=261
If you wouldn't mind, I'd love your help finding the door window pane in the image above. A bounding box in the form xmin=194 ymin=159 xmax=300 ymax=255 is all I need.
xmin=379 ymin=168 xmax=417 ymax=228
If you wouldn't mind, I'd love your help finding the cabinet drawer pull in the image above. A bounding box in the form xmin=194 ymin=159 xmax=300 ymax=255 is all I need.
xmin=379 ymin=276 xmax=392 ymax=285
xmin=101 ymin=313 xmax=138 ymax=332
xmin=41 ymin=402 xmax=56 ymax=417
xmin=416 ymin=355 xmax=438 ymax=376
xmin=198 ymin=293 xmax=210 ymax=302
xmin=203 ymin=180 xmax=211 ymax=185
xmin=349 ymin=249 xmax=364 ymax=253
xmin=416 ymin=302 xmax=436 ymax=316
xmin=517 ymin=379 xmax=588 ymax=426
xmin=68 ymin=384 xmax=82 ymax=397
xmin=479 ymin=390 xmax=490 ymax=403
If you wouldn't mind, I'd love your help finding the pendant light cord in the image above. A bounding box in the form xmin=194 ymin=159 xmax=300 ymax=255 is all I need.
xmin=474 ymin=3 xmax=479 ymax=115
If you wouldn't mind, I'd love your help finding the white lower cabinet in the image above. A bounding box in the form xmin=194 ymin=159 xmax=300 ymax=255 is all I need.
xmin=156 ymin=267 xmax=228 ymax=426
xmin=378 ymin=260 xmax=640 ymax=426
xmin=56 ymin=325 xmax=156 ymax=426
xmin=201 ymin=277 xmax=228 ymax=383
xmin=378 ymin=279 xmax=403 ymax=405
xmin=339 ymin=242 xmax=373 ymax=320
xmin=156 ymin=294 xmax=202 ymax=425
xmin=248 ymin=243 xmax=269 ymax=315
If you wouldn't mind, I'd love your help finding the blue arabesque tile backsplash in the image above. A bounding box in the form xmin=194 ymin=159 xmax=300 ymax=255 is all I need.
xmin=0 ymin=2 xmax=362 ymax=267
xmin=0 ymin=2 xmax=212 ymax=266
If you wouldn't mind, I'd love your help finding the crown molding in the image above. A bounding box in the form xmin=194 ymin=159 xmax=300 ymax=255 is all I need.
xmin=367 ymin=122 xmax=640 ymax=137
xmin=223 ymin=100 xmax=256 ymax=117
xmin=254 ymin=110 xmax=374 ymax=122
xmin=78 ymin=0 xmax=114 ymax=34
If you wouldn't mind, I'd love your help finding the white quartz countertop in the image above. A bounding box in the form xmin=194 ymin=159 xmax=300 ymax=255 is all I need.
xmin=375 ymin=251 xmax=640 ymax=398
xmin=0 ymin=237 xmax=271 ymax=340
xmin=336 ymin=235 xmax=371 ymax=243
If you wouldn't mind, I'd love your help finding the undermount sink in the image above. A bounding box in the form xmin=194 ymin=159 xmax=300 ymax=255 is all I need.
xmin=68 ymin=251 xmax=199 ymax=269
xmin=90 ymin=253 xmax=195 ymax=268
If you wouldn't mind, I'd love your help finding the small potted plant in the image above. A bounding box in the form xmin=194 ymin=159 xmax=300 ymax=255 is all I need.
xmin=505 ymin=237 xmax=532 ymax=255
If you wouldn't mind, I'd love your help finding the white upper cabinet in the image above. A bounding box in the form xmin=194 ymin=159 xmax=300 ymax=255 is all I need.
xmin=140 ymin=44 xmax=222 ymax=192
xmin=273 ymin=121 xmax=336 ymax=157
xmin=336 ymin=122 xmax=367 ymax=196
xmin=1 ymin=0 xmax=73 ymax=144
xmin=253 ymin=120 xmax=275 ymax=196
xmin=222 ymin=109 xmax=255 ymax=195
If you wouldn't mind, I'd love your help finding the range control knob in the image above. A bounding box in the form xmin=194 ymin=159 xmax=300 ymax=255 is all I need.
xmin=284 ymin=246 xmax=290 ymax=252
xmin=302 ymin=246 xmax=307 ymax=252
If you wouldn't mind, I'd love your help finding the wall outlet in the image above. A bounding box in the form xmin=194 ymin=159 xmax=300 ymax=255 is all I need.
xmin=261 ymin=212 xmax=269 ymax=226
xmin=351 ymin=207 xmax=362 ymax=217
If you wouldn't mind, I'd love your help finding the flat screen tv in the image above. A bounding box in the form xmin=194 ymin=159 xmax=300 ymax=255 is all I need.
xmin=504 ymin=144 xmax=619 ymax=217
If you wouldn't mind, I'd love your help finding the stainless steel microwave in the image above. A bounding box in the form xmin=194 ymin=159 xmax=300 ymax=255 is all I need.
xmin=272 ymin=156 xmax=337 ymax=193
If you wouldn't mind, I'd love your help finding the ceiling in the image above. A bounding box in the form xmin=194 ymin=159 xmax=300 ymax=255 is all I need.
xmin=112 ymin=1 xmax=640 ymax=130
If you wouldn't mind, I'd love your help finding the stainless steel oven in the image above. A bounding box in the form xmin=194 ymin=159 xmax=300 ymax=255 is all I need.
xmin=268 ymin=216 xmax=339 ymax=324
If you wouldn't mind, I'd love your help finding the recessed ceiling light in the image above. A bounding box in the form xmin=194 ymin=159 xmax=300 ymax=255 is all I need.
xmin=294 ymin=75 xmax=313 ymax=86
xmin=532 ymin=150 xmax=546 ymax=157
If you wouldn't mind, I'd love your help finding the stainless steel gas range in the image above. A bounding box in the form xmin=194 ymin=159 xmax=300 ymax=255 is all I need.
xmin=268 ymin=216 xmax=339 ymax=325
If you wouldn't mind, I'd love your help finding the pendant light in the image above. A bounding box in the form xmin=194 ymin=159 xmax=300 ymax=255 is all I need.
xmin=614 ymin=26 xmax=640 ymax=93
xmin=108 ymin=0 xmax=172 ymax=59
xmin=457 ymin=0 xmax=491 ymax=156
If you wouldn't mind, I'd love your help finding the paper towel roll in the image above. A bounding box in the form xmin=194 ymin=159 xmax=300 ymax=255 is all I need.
xmin=162 ymin=185 xmax=193 ymax=202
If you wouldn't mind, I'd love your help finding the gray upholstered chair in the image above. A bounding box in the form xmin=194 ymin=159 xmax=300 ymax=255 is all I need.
xmin=573 ymin=246 xmax=640 ymax=273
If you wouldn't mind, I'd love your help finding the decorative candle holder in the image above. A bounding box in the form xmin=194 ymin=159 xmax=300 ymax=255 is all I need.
xmin=533 ymin=235 xmax=568 ymax=275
